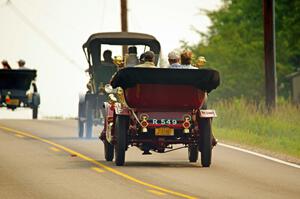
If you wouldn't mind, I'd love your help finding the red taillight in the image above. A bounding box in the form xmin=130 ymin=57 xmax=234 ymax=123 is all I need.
xmin=5 ymin=95 xmax=10 ymax=103
xmin=141 ymin=120 xmax=148 ymax=128
xmin=182 ymin=120 xmax=191 ymax=129
xmin=140 ymin=114 xmax=149 ymax=132
xmin=182 ymin=115 xmax=191 ymax=131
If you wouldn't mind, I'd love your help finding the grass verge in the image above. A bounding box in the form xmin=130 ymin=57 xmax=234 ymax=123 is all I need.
xmin=211 ymin=99 xmax=300 ymax=160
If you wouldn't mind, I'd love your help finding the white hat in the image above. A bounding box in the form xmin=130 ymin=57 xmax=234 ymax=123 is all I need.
xmin=168 ymin=51 xmax=179 ymax=60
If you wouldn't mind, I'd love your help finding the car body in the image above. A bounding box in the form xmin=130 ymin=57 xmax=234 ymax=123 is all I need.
xmin=103 ymin=67 xmax=220 ymax=167
xmin=0 ymin=69 xmax=40 ymax=119
xmin=78 ymin=32 xmax=161 ymax=138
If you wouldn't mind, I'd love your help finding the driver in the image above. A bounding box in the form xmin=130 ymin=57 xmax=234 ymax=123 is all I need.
xmin=1 ymin=60 xmax=11 ymax=70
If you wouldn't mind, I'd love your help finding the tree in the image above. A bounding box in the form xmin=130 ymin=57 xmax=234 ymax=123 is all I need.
xmin=184 ymin=0 xmax=299 ymax=100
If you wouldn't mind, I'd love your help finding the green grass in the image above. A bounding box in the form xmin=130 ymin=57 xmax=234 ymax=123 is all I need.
xmin=211 ymin=99 xmax=300 ymax=159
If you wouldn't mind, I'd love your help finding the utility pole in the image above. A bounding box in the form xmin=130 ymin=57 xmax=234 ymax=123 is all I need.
xmin=263 ymin=0 xmax=277 ymax=111
xmin=121 ymin=0 xmax=128 ymax=56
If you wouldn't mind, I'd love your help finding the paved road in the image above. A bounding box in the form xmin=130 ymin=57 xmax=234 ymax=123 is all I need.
xmin=0 ymin=119 xmax=299 ymax=199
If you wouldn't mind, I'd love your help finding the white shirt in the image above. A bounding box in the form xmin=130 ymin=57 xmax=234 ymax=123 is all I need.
xmin=169 ymin=63 xmax=197 ymax=69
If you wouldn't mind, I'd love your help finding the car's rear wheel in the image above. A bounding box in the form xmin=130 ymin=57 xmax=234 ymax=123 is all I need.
xmin=114 ymin=115 xmax=129 ymax=166
xmin=188 ymin=144 xmax=199 ymax=162
xmin=104 ymin=140 xmax=114 ymax=161
xmin=78 ymin=101 xmax=85 ymax=138
xmin=85 ymin=100 xmax=94 ymax=139
xmin=199 ymin=118 xmax=212 ymax=167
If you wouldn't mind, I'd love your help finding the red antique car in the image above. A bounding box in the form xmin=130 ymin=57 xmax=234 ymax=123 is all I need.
xmin=101 ymin=67 xmax=220 ymax=167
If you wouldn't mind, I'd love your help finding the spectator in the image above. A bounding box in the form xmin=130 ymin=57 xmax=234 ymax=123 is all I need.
xmin=135 ymin=51 xmax=156 ymax=68
xmin=1 ymin=60 xmax=11 ymax=69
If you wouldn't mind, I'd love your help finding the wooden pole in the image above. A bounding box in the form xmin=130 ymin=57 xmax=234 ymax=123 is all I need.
xmin=263 ymin=0 xmax=277 ymax=110
xmin=121 ymin=0 xmax=128 ymax=56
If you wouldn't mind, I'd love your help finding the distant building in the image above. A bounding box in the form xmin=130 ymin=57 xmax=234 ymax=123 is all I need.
xmin=287 ymin=70 xmax=300 ymax=103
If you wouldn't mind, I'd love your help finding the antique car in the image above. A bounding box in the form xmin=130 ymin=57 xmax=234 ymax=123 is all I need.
xmin=0 ymin=69 xmax=40 ymax=119
xmin=78 ymin=32 xmax=160 ymax=138
xmin=103 ymin=67 xmax=220 ymax=167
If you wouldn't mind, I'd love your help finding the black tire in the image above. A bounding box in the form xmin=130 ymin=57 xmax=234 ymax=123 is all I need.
xmin=199 ymin=118 xmax=212 ymax=167
xmin=188 ymin=144 xmax=199 ymax=162
xmin=32 ymin=106 xmax=38 ymax=119
xmin=78 ymin=101 xmax=85 ymax=138
xmin=114 ymin=115 xmax=129 ymax=166
xmin=104 ymin=140 xmax=114 ymax=161
xmin=85 ymin=100 xmax=94 ymax=139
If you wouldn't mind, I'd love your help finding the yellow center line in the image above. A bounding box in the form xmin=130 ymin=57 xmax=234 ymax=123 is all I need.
xmin=148 ymin=189 xmax=167 ymax=196
xmin=50 ymin=147 xmax=60 ymax=152
xmin=15 ymin=134 xmax=25 ymax=138
xmin=91 ymin=167 xmax=105 ymax=173
xmin=0 ymin=125 xmax=198 ymax=199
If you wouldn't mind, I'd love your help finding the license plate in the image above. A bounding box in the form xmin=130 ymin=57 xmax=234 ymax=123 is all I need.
xmin=155 ymin=127 xmax=174 ymax=136
xmin=7 ymin=99 xmax=20 ymax=106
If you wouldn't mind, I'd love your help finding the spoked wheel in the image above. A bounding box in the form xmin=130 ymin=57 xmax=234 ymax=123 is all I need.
xmin=114 ymin=115 xmax=129 ymax=166
xmin=188 ymin=144 xmax=199 ymax=162
xmin=78 ymin=101 xmax=85 ymax=138
xmin=85 ymin=100 xmax=94 ymax=139
xmin=32 ymin=106 xmax=38 ymax=119
xmin=199 ymin=118 xmax=212 ymax=167
xmin=104 ymin=140 xmax=114 ymax=161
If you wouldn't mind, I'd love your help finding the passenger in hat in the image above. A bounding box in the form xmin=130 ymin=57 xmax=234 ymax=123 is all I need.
xmin=1 ymin=60 xmax=11 ymax=70
xmin=168 ymin=51 xmax=181 ymax=68
xmin=125 ymin=46 xmax=139 ymax=67
xmin=135 ymin=51 xmax=156 ymax=68
xmin=17 ymin=59 xmax=29 ymax=69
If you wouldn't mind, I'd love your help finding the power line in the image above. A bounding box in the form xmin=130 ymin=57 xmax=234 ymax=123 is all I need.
xmin=5 ymin=0 xmax=84 ymax=71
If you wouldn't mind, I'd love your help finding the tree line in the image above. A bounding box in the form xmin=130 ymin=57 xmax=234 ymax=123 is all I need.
xmin=183 ymin=0 xmax=300 ymax=101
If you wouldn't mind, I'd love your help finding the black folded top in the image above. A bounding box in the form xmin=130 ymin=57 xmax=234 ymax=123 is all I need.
xmin=110 ymin=67 xmax=220 ymax=93
xmin=0 ymin=70 xmax=36 ymax=91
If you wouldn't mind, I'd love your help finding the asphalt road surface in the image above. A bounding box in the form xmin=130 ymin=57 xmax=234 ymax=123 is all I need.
xmin=0 ymin=119 xmax=299 ymax=199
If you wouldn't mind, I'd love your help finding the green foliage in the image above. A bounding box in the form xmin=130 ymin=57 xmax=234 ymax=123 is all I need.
xmin=212 ymin=99 xmax=300 ymax=158
xmin=184 ymin=0 xmax=300 ymax=100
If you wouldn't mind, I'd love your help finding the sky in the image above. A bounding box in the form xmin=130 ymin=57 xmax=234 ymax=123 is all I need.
xmin=0 ymin=0 xmax=222 ymax=118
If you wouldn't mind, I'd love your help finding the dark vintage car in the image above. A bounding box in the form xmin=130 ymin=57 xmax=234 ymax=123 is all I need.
xmin=103 ymin=67 xmax=220 ymax=167
xmin=0 ymin=69 xmax=40 ymax=119
xmin=78 ymin=32 xmax=161 ymax=138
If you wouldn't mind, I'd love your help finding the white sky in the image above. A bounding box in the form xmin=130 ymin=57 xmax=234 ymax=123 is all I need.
xmin=0 ymin=0 xmax=221 ymax=118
